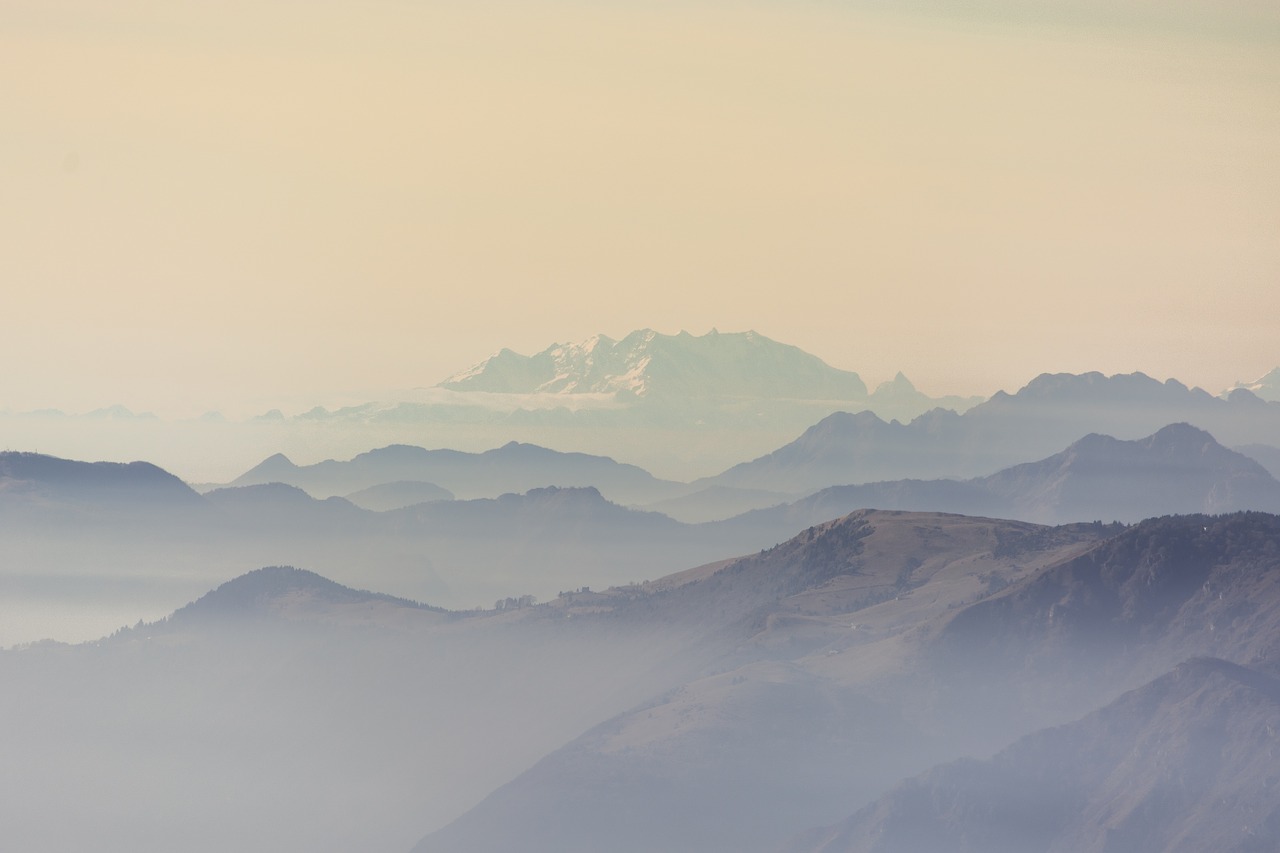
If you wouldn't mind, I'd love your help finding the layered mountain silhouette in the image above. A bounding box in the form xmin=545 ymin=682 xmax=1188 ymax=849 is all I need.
xmin=227 ymin=441 xmax=685 ymax=504
xmin=220 ymin=420 xmax=1280 ymax=527
xmin=3 ymin=507 xmax=1279 ymax=853
xmin=717 ymin=423 xmax=1280 ymax=531
xmin=196 ymin=483 xmax=720 ymax=607
xmin=8 ymin=424 xmax=1280 ymax=612
xmin=706 ymin=373 xmax=1280 ymax=493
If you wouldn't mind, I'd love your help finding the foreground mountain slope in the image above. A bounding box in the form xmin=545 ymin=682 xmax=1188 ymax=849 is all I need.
xmin=784 ymin=657 xmax=1280 ymax=853
xmin=414 ymin=511 xmax=1280 ymax=853
xmin=930 ymin=511 xmax=1280 ymax=713
xmin=413 ymin=511 xmax=1110 ymax=853
xmin=0 ymin=567 xmax=723 ymax=853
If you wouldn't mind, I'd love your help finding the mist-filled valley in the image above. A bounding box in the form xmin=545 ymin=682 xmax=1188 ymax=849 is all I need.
xmin=7 ymin=0 xmax=1280 ymax=843
xmin=4 ymin=340 xmax=1280 ymax=852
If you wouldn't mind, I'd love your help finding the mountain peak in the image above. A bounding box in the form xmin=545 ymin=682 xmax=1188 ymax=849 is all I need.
xmin=871 ymin=372 xmax=918 ymax=396
xmin=166 ymin=566 xmax=433 ymax=626
xmin=1144 ymin=421 xmax=1215 ymax=447
xmin=1227 ymin=366 xmax=1280 ymax=402
xmin=233 ymin=452 xmax=299 ymax=484
xmin=438 ymin=329 xmax=867 ymax=400
xmin=980 ymin=425 xmax=1280 ymax=521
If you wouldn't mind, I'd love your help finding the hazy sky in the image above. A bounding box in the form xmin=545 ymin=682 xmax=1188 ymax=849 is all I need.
xmin=4 ymin=0 xmax=1278 ymax=416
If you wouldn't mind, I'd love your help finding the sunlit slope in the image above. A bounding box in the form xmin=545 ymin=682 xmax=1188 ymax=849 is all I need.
xmin=413 ymin=511 xmax=1108 ymax=853
xmin=414 ymin=512 xmax=1280 ymax=853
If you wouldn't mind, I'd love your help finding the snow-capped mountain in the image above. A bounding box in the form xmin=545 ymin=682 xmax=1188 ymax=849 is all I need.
xmin=1227 ymin=367 xmax=1280 ymax=402
xmin=439 ymin=329 xmax=869 ymax=400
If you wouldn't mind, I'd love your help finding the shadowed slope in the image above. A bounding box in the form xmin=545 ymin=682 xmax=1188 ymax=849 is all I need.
xmin=785 ymin=658 xmax=1280 ymax=853
xmin=412 ymin=511 xmax=1108 ymax=853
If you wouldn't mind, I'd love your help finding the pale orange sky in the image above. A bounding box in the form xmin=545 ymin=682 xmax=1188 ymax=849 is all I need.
xmin=3 ymin=0 xmax=1278 ymax=417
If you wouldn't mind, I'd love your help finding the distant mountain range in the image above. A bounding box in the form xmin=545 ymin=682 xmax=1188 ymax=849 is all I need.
xmin=226 ymin=440 xmax=687 ymax=504
xmin=1229 ymin=366 xmax=1280 ymax=402
xmin=439 ymin=328 xmax=982 ymax=412
xmin=219 ymin=410 xmax=1280 ymax=523
xmin=742 ymin=423 xmax=1280 ymax=526
xmin=0 ymin=452 xmax=200 ymax=509
xmin=7 ymin=420 xmax=1280 ymax=612
xmin=5 ymin=337 xmax=1275 ymax=491
xmin=705 ymin=372 xmax=1280 ymax=494
xmin=0 ymin=450 xmax=729 ymax=608
xmin=440 ymin=328 xmax=869 ymax=399
xmin=342 ymin=480 xmax=454 ymax=511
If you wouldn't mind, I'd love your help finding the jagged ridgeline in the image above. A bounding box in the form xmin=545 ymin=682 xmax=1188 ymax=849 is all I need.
xmin=439 ymin=329 xmax=872 ymax=399
xmin=436 ymin=328 xmax=983 ymax=414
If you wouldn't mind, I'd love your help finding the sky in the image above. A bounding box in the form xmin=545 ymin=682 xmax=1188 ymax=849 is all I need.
xmin=4 ymin=0 xmax=1279 ymax=418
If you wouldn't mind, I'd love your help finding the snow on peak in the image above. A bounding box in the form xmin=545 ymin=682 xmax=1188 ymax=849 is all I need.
xmin=437 ymin=329 xmax=868 ymax=400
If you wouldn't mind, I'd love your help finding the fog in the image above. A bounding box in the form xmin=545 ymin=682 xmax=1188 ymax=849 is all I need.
xmin=4 ymin=0 xmax=1279 ymax=845
xmin=0 ymin=570 xmax=719 ymax=852
xmin=6 ymin=511 xmax=1276 ymax=852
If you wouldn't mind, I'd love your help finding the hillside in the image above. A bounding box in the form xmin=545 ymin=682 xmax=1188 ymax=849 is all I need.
xmin=0 ymin=451 xmax=205 ymax=511
xmin=414 ymin=512 xmax=1280 ymax=853
xmin=3 ymin=508 xmax=1278 ymax=853
xmin=785 ymin=658 xmax=1280 ymax=853
xmin=929 ymin=512 xmax=1280 ymax=706
xmin=413 ymin=511 xmax=1111 ymax=853
xmin=0 ymin=566 xmax=718 ymax=853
